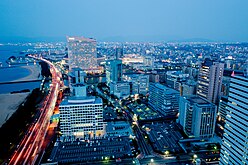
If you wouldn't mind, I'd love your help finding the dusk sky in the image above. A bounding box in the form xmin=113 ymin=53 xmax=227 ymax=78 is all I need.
xmin=0 ymin=0 xmax=248 ymax=42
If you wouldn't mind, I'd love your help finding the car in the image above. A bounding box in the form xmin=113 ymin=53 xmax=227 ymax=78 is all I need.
xmin=116 ymin=158 xmax=122 ymax=162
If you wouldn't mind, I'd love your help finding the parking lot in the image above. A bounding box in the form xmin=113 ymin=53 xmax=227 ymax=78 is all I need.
xmin=48 ymin=137 xmax=132 ymax=164
xmin=127 ymin=103 xmax=161 ymax=120
xmin=143 ymin=122 xmax=183 ymax=154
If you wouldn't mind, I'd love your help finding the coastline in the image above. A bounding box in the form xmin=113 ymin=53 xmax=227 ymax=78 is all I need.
xmin=13 ymin=64 xmax=41 ymax=82
xmin=0 ymin=65 xmax=42 ymax=127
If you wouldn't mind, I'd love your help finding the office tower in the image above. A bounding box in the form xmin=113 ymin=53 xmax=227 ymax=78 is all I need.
xmin=178 ymin=95 xmax=217 ymax=139
xmin=110 ymin=81 xmax=130 ymax=99
xmin=106 ymin=59 xmax=122 ymax=86
xmin=67 ymin=36 xmax=98 ymax=71
xmin=219 ymin=75 xmax=248 ymax=165
xmin=196 ymin=58 xmax=224 ymax=104
xmin=148 ymin=83 xmax=180 ymax=117
xmin=59 ymin=96 xmax=104 ymax=140
xmin=124 ymin=74 xmax=149 ymax=95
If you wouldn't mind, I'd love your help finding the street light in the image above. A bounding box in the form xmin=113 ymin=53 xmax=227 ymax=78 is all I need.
xmin=165 ymin=150 xmax=169 ymax=156
xmin=193 ymin=154 xmax=198 ymax=159
xmin=151 ymin=158 xmax=154 ymax=163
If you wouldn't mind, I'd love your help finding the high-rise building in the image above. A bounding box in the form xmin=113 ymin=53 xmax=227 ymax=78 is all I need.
xmin=219 ymin=75 xmax=248 ymax=165
xmin=59 ymin=96 xmax=104 ymax=140
xmin=196 ymin=58 xmax=224 ymax=104
xmin=106 ymin=59 xmax=122 ymax=86
xmin=178 ymin=95 xmax=217 ymax=139
xmin=67 ymin=36 xmax=98 ymax=71
xmin=148 ymin=83 xmax=180 ymax=117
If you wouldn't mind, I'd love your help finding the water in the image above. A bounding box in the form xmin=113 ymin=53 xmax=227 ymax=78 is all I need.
xmin=0 ymin=82 xmax=41 ymax=94
xmin=0 ymin=44 xmax=34 ymax=67
xmin=0 ymin=44 xmax=41 ymax=94
xmin=0 ymin=67 xmax=31 ymax=82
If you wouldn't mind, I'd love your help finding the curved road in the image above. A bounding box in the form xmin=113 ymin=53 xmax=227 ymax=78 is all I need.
xmin=8 ymin=56 xmax=62 ymax=165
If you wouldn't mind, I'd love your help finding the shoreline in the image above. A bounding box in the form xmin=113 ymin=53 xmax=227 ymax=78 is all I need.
xmin=13 ymin=64 xmax=41 ymax=82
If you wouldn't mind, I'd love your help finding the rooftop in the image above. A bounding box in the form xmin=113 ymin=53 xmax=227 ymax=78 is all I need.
xmin=60 ymin=96 xmax=102 ymax=105
xmin=184 ymin=95 xmax=213 ymax=106
xmin=151 ymin=83 xmax=179 ymax=94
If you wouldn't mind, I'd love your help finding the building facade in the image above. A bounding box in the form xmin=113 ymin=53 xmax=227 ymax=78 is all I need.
xmin=148 ymin=83 xmax=180 ymax=117
xmin=124 ymin=74 xmax=149 ymax=95
xmin=110 ymin=81 xmax=130 ymax=99
xmin=196 ymin=58 xmax=224 ymax=104
xmin=69 ymin=68 xmax=86 ymax=85
xmin=218 ymin=96 xmax=229 ymax=121
xmin=178 ymin=95 xmax=217 ymax=139
xmin=182 ymin=80 xmax=197 ymax=96
xmin=106 ymin=59 xmax=122 ymax=86
xmin=67 ymin=36 xmax=98 ymax=71
xmin=166 ymin=71 xmax=189 ymax=90
xmin=59 ymin=96 xmax=105 ymax=140
xmin=149 ymin=74 xmax=160 ymax=83
xmin=220 ymin=76 xmax=248 ymax=165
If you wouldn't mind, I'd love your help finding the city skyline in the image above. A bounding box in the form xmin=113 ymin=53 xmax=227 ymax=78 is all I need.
xmin=0 ymin=0 xmax=248 ymax=42
xmin=0 ymin=0 xmax=248 ymax=164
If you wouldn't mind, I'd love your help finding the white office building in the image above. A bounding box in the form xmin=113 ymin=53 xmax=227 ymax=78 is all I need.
xmin=59 ymin=96 xmax=105 ymax=140
xmin=178 ymin=95 xmax=217 ymax=139
xmin=220 ymin=75 xmax=248 ymax=165
xmin=148 ymin=83 xmax=180 ymax=117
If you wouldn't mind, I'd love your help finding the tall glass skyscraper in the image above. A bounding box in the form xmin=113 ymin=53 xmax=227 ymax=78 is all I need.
xmin=220 ymin=75 xmax=248 ymax=164
xmin=67 ymin=36 xmax=98 ymax=71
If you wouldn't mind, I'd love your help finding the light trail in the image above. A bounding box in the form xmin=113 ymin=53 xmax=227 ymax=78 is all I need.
xmin=8 ymin=56 xmax=62 ymax=165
